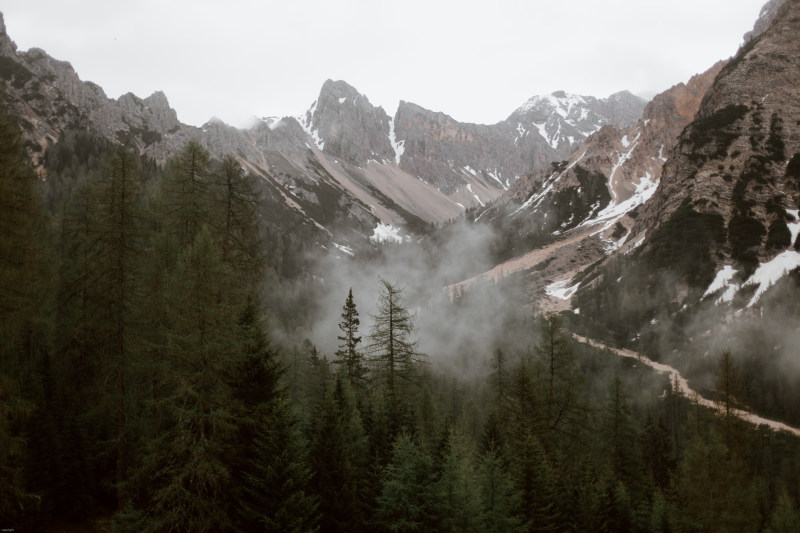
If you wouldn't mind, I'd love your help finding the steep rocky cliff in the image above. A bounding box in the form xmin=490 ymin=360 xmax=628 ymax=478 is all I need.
xmin=631 ymin=0 xmax=800 ymax=279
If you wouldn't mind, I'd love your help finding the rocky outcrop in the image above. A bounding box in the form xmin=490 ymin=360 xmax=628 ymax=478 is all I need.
xmin=393 ymin=102 xmax=524 ymax=195
xmin=392 ymin=90 xmax=646 ymax=196
xmin=632 ymin=0 xmax=800 ymax=268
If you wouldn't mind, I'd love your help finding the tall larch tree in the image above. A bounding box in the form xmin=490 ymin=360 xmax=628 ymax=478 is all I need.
xmin=212 ymin=154 xmax=264 ymax=285
xmin=160 ymin=139 xmax=211 ymax=249
xmin=367 ymin=280 xmax=426 ymax=402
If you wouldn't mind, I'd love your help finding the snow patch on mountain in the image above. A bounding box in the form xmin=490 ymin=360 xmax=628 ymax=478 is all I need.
xmin=583 ymin=171 xmax=658 ymax=235
xmin=743 ymin=251 xmax=800 ymax=307
xmin=703 ymin=251 xmax=800 ymax=307
xmin=369 ymin=223 xmax=404 ymax=244
xmin=546 ymin=278 xmax=581 ymax=300
xmin=703 ymin=265 xmax=739 ymax=303
xmin=388 ymin=118 xmax=404 ymax=165
xmin=607 ymin=130 xmax=641 ymax=203
xmin=298 ymin=100 xmax=324 ymax=150
xmin=513 ymin=150 xmax=588 ymax=216
xmin=333 ymin=243 xmax=354 ymax=256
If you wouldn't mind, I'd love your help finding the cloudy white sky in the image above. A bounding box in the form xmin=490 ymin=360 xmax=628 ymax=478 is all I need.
xmin=2 ymin=0 xmax=766 ymax=128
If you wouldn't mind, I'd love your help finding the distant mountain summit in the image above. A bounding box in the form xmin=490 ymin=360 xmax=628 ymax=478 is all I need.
xmin=0 ymin=10 xmax=645 ymax=241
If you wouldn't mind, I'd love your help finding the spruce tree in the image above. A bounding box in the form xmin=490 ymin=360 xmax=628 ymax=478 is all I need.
xmin=436 ymin=426 xmax=483 ymax=533
xmin=235 ymin=399 xmax=318 ymax=533
xmin=91 ymin=144 xmax=147 ymax=508
xmin=376 ymin=433 xmax=438 ymax=532
xmin=477 ymin=447 xmax=521 ymax=533
xmin=334 ymin=288 xmax=366 ymax=391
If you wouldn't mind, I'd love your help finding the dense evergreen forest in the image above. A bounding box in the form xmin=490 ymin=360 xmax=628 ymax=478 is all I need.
xmin=2 ymin=100 xmax=800 ymax=532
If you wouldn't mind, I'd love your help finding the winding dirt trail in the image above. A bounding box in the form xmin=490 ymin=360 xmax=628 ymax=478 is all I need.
xmin=573 ymin=334 xmax=800 ymax=438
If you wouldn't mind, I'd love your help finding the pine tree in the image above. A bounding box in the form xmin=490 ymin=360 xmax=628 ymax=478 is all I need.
xmin=715 ymin=350 xmax=747 ymax=457
xmin=675 ymin=430 xmax=761 ymax=533
xmin=506 ymin=358 xmax=536 ymax=457
xmin=234 ymin=400 xmax=318 ymax=533
xmin=515 ymin=434 xmax=557 ymax=533
xmin=601 ymin=376 xmax=642 ymax=491
xmin=308 ymin=373 xmax=370 ymax=533
xmin=334 ymin=288 xmax=367 ymax=391
xmin=765 ymin=487 xmax=800 ymax=533
xmin=91 ymin=144 xmax=147 ymax=509
xmin=641 ymin=414 xmax=674 ymax=490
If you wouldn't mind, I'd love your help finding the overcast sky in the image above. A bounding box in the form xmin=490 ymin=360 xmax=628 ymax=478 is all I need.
xmin=2 ymin=0 xmax=766 ymax=128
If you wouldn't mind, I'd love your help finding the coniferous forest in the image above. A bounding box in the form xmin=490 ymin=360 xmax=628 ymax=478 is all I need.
xmin=2 ymin=100 xmax=800 ymax=533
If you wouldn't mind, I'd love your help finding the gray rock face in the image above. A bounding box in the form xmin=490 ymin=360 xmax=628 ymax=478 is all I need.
xmin=393 ymin=102 xmax=525 ymax=194
xmin=392 ymin=90 xmax=647 ymax=195
xmin=298 ymin=79 xmax=395 ymax=165
xmin=633 ymin=0 xmax=800 ymax=265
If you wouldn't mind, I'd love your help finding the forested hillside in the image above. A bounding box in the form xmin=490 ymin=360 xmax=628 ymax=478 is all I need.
xmin=2 ymin=96 xmax=800 ymax=532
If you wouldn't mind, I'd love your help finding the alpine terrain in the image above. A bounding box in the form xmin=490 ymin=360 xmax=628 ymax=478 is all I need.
xmin=2 ymin=1 xmax=800 ymax=532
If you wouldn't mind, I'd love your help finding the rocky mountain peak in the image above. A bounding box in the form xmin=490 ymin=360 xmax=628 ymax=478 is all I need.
xmin=298 ymin=79 xmax=395 ymax=165
xmin=0 ymin=12 xmax=17 ymax=56
xmin=505 ymin=90 xmax=646 ymax=155
xmin=744 ymin=0 xmax=786 ymax=42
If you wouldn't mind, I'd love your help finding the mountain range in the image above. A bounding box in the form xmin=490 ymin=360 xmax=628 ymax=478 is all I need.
xmin=0 ymin=14 xmax=646 ymax=243
xmin=1 ymin=0 xmax=798 ymax=318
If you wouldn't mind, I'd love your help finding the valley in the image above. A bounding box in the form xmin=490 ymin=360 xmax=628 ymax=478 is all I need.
xmin=2 ymin=0 xmax=800 ymax=531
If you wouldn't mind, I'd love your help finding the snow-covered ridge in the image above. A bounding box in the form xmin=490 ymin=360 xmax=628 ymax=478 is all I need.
xmin=515 ymin=92 xmax=588 ymax=117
